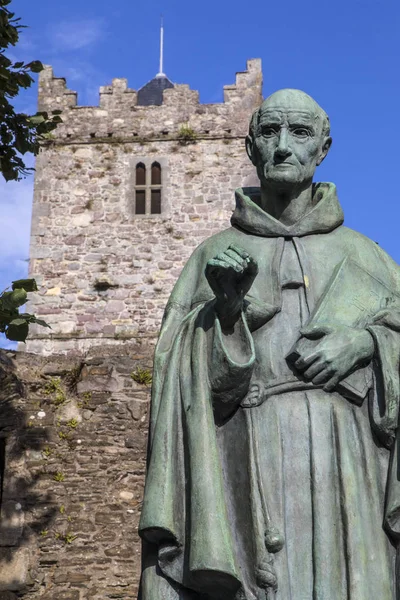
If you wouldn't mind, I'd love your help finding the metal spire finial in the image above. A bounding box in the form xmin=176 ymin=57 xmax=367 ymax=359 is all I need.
xmin=156 ymin=16 xmax=166 ymax=78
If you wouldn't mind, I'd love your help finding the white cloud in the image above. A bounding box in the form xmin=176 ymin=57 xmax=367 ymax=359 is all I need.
xmin=51 ymin=18 xmax=106 ymax=52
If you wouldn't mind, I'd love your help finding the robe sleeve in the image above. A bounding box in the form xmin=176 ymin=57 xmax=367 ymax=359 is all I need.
xmin=366 ymin=309 xmax=400 ymax=542
xmin=154 ymin=236 xmax=260 ymax=424
xmin=209 ymin=311 xmax=256 ymax=421
xmin=367 ymin=309 xmax=400 ymax=447
xmin=139 ymin=300 xmax=243 ymax=597
xmin=354 ymin=244 xmax=400 ymax=543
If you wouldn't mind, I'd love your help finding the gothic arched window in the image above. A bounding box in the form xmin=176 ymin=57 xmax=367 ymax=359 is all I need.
xmin=136 ymin=163 xmax=146 ymax=185
xmin=151 ymin=162 xmax=161 ymax=185
xmin=134 ymin=161 xmax=162 ymax=215
xmin=135 ymin=163 xmax=146 ymax=214
xmin=150 ymin=162 xmax=162 ymax=214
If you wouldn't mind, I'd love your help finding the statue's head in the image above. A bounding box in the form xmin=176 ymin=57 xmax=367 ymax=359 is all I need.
xmin=246 ymin=89 xmax=332 ymax=191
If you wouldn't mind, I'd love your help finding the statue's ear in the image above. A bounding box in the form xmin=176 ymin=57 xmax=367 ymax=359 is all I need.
xmin=246 ymin=135 xmax=256 ymax=165
xmin=317 ymin=136 xmax=332 ymax=166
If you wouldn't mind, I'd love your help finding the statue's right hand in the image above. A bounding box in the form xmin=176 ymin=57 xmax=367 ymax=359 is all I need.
xmin=205 ymin=245 xmax=258 ymax=325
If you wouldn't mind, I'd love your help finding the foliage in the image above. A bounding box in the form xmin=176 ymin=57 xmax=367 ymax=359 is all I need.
xmin=131 ymin=367 xmax=153 ymax=386
xmin=0 ymin=3 xmax=58 ymax=344
xmin=177 ymin=123 xmax=197 ymax=144
xmin=44 ymin=377 xmax=66 ymax=405
xmin=54 ymin=530 xmax=76 ymax=544
xmin=63 ymin=532 xmax=77 ymax=544
xmin=0 ymin=0 xmax=62 ymax=181
xmin=53 ymin=471 xmax=65 ymax=482
xmin=77 ymin=391 xmax=91 ymax=408
xmin=66 ymin=417 xmax=78 ymax=429
xmin=0 ymin=278 xmax=50 ymax=342
xmin=65 ymin=364 xmax=83 ymax=393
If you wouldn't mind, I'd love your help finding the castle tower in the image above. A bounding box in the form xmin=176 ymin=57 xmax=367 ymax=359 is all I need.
xmin=25 ymin=59 xmax=263 ymax=355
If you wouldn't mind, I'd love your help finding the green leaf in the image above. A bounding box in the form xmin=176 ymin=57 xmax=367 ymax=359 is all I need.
xmin=6 ymin=321 xmax=29 ymax=342
xmin=0 ymin=288 xmax=27 ymax=310
xmin=12 ymin=278 xmax=38 ymax=292
xmin=27 ymin=114 xmax=45 ymax=125
xmin=9 ymin=317 xmax=28 ymax=326
xmin=19 ymin=313 xmax=51 ymax=329
xmin=33 ymin=318 xmax=51 ymax=329
xmin=26 ymin=60 xmax=42 ymax=73
xmin=0 ymin=308 xmax=18 ymax=324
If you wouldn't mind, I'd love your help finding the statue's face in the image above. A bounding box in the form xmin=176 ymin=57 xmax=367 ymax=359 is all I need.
xmin=249 ymin=90 xmax=330 ymax=191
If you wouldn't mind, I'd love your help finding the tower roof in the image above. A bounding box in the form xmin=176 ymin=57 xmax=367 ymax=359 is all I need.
xmin=137 ymin=75 xmax=174 ymax=106
xmin=136 ymin=16 xmax=174 ymax=106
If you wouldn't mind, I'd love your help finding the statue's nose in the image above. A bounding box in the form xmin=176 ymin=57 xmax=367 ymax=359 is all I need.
xmin=275 ymin=129 xmax=292 ymax=158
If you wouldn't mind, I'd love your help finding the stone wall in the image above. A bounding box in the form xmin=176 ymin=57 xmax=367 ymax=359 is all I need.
xmin=0 ymin=345 xmax=152 ymax=599
xmin=25 ymin=59 xmax=262 ymax=355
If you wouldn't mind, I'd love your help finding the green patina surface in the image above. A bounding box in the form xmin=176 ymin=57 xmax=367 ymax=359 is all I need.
xmin=138 ymin=90 xmax=400 ymax=600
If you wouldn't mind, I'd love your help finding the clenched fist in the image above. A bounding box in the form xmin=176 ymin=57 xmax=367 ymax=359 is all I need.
xmin=205 ymin=245 xmax=258 ymax=327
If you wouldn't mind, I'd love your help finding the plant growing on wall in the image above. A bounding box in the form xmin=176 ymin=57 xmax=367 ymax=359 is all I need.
xmin=177 ymin=123 xmax=197 ymax=144
xmin=131 ymin=367 xmax=153 ymax=386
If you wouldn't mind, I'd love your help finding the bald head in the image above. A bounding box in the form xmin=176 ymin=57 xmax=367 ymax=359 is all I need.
xmin=245 ymin=88 xmax=332 ymax=192
xmin=249 ymin=89 xmax=330 ymax=141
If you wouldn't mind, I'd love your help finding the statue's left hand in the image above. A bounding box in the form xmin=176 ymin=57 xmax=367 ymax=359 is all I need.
xmin=293 ymin=325 xmax=375 ymax=392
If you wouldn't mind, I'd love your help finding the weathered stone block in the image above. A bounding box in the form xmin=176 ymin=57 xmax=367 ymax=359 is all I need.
xmin=0 ymin=548 xmax=32 ymax=591
xmin=0 ymin=501 xmax=24 ymax=546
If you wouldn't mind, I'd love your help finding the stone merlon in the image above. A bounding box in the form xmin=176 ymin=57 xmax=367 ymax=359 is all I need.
xmin=37 ymin=59 xmax=263 ymax=140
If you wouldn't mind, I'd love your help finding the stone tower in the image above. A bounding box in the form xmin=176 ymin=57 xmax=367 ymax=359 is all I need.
xmin=26 ymin=59 xmax=263 ymax=355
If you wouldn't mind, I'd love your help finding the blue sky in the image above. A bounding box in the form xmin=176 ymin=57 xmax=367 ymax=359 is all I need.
xmin=1 ymin=0 xmax=400 ymax=346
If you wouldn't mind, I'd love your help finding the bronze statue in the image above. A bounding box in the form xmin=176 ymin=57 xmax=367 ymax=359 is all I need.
xmin=138 ymin=89 xmax=400 ymax=599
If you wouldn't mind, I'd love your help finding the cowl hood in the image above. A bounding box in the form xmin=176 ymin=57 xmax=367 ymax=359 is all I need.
xmin=231 ymin=182 xmax=344 ymax=238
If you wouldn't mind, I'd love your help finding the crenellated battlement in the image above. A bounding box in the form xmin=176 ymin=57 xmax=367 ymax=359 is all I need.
xmin=38 ymin=65 xmax=78 ymax=110
xmin=37 ymin=59 xmax=262 ymax=141
xmin=99 ymin=78 xmax=138 ymax=110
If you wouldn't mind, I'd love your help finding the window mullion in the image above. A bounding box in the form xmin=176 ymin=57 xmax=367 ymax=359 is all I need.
xmin=145 ymin=187 xmax=150 ymax=215
xmin=146 ymin=162 xmax=150 ymax=214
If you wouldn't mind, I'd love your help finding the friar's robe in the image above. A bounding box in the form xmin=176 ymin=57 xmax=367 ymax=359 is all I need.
xmin=138 ymin=183 xmax=400 ymax=600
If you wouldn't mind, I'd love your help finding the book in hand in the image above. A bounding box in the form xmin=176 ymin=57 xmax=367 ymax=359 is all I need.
xmin=287 ymin=256 xmax=398 ymax=403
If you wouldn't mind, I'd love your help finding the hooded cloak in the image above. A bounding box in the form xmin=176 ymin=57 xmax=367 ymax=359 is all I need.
xmin=138 ymin=183 xmax=400 ymax=600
